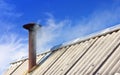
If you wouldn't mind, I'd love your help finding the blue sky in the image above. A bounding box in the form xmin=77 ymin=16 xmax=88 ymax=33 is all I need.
xmin=0 ymin=0 xmax=120 ymax=74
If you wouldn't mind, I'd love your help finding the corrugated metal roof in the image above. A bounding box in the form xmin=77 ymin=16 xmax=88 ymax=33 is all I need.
xmin=4 ymin=24 xmax=120 ymax=75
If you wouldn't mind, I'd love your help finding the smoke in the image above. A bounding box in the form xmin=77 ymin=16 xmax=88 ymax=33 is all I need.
xmin=36 ymin=17 xmax=70 ymax=52
xmin=36 ymin=4 xmax=120 ymax=53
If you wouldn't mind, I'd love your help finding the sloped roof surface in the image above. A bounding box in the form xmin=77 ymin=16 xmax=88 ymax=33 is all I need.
xmin=4 ymin=25 xmax=120 ymax=75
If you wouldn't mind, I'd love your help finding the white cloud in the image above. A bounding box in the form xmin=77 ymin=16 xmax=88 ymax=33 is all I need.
xmin=0 ymin=34 xmax=27 ymax=75
xmin=0 ymin=0 xmax=25 ymax=74
xmin=0 ymin=0 xmax=21 ymax=19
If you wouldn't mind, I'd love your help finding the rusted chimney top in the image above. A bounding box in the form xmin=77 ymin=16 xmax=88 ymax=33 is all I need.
xmin=23 ymin=22 xmax=41 ymax=72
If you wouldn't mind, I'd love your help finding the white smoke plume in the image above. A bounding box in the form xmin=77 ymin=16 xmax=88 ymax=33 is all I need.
xmin=36 ymin=5 xmax=120 ymax=53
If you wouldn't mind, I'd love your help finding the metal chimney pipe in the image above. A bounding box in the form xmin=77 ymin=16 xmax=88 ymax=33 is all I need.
xmin=23 ymin=23 xmax=41 ymax=72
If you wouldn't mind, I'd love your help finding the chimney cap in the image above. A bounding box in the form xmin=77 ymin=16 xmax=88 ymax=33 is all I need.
xmin=23 ymin=22 xmax=41 ymax=30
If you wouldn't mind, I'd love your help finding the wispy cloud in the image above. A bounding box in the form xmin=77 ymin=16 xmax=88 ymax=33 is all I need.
xmin=0 ymin=0 xmax=25 ymax=74
xmin=0 ymin=0 xmax=22 ymax=33
xmin=0 ymin=0 xmax=21 ymax=19
xmin=0 ymin=34 xmax=27 ymax=74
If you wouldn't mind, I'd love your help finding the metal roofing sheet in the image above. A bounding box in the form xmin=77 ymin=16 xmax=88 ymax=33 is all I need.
xmin=9 ymin=54 xmax=46 ymax=75
xmin=32 ymin=48 xmax=67 ymax=75
xmin=3 ymin=61 xmax=23 ymax=75
xmin=3 ymin=25 xmax=120 ymax=75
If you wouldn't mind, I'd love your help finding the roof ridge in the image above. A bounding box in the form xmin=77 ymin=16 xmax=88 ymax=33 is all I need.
xmin=59 ymin=24 xmax=120 ymax=48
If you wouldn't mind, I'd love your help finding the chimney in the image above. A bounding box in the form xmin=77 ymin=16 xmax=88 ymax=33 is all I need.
xmin=23 ymin=23 xmax=41 ymax=72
